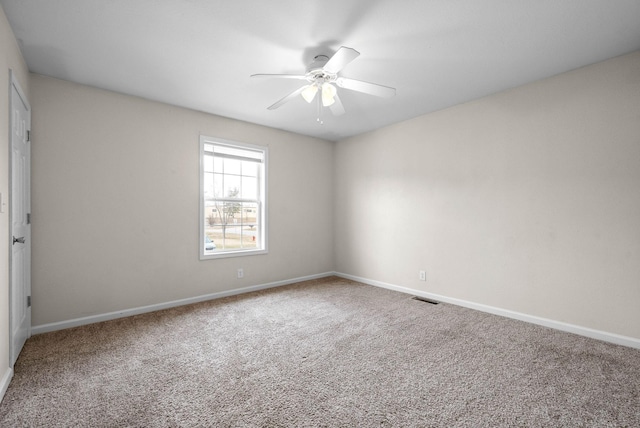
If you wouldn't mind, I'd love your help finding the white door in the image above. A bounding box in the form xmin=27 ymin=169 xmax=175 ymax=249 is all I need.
xmin=10 ymin=72 xmax=31 ymax=366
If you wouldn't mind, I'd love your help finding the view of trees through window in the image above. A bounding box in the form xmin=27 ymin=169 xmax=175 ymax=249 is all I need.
xmin=204 ymin=193 xmax=258 ymax=250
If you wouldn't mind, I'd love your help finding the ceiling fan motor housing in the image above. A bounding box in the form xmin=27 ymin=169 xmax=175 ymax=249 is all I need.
xmin=306 ymin=55 xmax=336 ymax=83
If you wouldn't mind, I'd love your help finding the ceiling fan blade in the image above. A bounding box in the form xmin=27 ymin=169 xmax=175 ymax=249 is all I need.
xmin=323 ymin=46 xmax=360 ymax=74
xmin=329 ymin=93 xmax=345 ymax=116
xmin=251 ymin=73 xmax=307 ymax=80
xmin=267 ymin=85 xmax=307 ymax=110
xmin=335 ymin=77 xmax=396 ymax=98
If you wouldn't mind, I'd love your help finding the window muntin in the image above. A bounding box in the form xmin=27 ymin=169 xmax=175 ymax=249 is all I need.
xmin=200 ymin=137 xmax=267 ymax=259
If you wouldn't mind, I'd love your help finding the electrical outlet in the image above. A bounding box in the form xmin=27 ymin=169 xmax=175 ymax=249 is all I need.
xmin=237 ymin=268 xmax=244 ymax=279
xmin=419 ymin=270 xmax=426 ymax=281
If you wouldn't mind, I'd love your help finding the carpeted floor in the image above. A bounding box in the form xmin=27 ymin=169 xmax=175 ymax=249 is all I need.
xmin=1 ymin=276 xmax=639 ymax=427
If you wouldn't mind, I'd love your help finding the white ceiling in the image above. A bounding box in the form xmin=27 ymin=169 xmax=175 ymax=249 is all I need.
xmin=3 ymin=0 xmax=640 ymax=141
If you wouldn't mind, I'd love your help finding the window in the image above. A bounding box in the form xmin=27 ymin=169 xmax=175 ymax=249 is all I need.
xmin=200 ymin=136 xmax=267 ymax=259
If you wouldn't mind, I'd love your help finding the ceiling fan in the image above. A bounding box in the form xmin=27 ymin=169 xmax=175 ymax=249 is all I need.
xmin=251 ymin=46 xmax=395 ymax=122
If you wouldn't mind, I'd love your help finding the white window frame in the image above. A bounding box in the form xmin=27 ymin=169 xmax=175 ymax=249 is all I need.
xmin=200 ymin=136 xmax=268 ymax=260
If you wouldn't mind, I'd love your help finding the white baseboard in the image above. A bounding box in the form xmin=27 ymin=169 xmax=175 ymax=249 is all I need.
xmin=335 ymin=272 xmax=640 ymax=350
xmin=32 ymin=272 xmax=335 ymax=335
xmin=31 ymin=270 xmax=640 ymax=350
xmin=0 ymin=367 xmax=13 ymax=404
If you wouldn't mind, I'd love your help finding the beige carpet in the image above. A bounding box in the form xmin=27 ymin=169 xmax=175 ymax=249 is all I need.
xmin=1 ymin=276 xmax=639 ymax=427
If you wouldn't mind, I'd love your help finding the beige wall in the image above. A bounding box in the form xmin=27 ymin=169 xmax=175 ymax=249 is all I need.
xmin=335 ymin=51 xmax=640 ymax=339
xmin=1 ymin=7 xmax=30 ymax=379
xmin=30 ymin=74 xmax=334 ymax=326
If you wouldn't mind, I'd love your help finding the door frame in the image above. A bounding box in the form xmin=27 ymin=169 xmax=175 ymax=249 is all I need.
xmin=8 ymin=69 xmax=31 ymax=367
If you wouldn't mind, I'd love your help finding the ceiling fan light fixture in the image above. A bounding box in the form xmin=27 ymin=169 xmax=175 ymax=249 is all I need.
xmin=301 ymin=84 xmax=318 ymax=103
xmin=321 ymin=82 xmax=336 ymax=107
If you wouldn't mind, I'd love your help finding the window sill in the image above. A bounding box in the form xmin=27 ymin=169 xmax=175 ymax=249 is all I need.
xmin=200 ymin=248 xmax=268 ymax=260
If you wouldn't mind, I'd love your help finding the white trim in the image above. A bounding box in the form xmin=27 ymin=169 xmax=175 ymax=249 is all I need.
xmin=0 ymin=367 xmax=13 ymax=404
xmin=32 ymin=272 xmax=334 ymax=335
xmin=334 ymin=272 xmax=640 ymax=350
xmin=31 ymin=270 xmax=640 ymax=349
xmin=9 ymin=69 xmax=31 ymax=110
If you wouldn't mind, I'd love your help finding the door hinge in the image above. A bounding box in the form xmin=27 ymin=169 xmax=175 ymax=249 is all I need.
xmin=27 ymin=213 xmax=31 ymax=224
xmin=27 ymin=130 xmax=30 ymax=142
xmin=27 ymin=296 xmax=31 ymax=307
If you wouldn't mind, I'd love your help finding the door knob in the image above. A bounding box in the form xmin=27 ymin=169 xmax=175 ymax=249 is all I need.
xmin=12 ymin=236 xmax=25 ymax=244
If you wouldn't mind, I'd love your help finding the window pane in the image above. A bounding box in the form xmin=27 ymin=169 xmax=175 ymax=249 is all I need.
xmin=208 ymin=226 xmax=224 ymax=250
xmin=222 ymin=201 xmax=242 ymax=224
xmin=204 ymin=203 xmax=220 ymax=253
xmin=203 ymin=155 xmax=213 ymax=173
xmin=205 ymin=202 xmax=261 ymax=251
xmin=239 ymin=202 xmax=258 ymax=249
xmin=204 ymin=203 xmax=219 ymax=225
xmin=213 ymin=156 xmax=223 ymax=173
xmin=213 ymin=173 xmax=223 ymax=198
xmin=204 ymin=172 xmax=214 ymax=198
xmin=242 ymin=160 xmax=257 ymax=177
xmin=241 ymin=202 xmax=258 ymax=227
xmin=224 ymin=175 xmax=241 ymax=198
xmin=241 ymin=176 xmax=257 ymax=200
xmin=220 ymin=201 xmax=242 ymax=250
xmin=224 ymin=158 xmax=241 ymax=175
